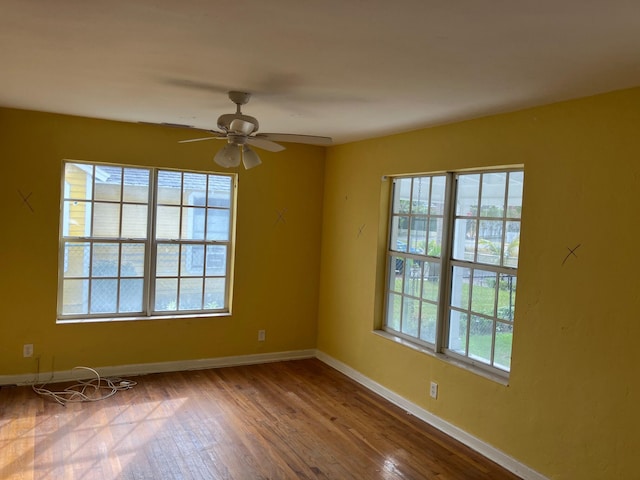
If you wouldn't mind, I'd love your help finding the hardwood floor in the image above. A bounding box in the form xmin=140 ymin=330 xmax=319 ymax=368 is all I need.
xmin=0 ymin=359 xmax=521 ymax=479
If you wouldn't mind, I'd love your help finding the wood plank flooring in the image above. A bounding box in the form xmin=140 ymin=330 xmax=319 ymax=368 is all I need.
xmin=0 ymin=358 xmax=521 ymax=479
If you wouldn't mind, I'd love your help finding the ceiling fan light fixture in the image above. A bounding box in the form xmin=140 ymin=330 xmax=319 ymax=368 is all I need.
xmin=214 ymin=143 xmax=241 ymax=168
xmin=241 ymin=146 xmax=262 ymax=169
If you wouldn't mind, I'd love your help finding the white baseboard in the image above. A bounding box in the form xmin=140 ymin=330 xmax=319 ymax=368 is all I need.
xmin=0 ymin=349 xmax=316 ymax=387
xmin=315 ymin=350 xmax=548 ymax=480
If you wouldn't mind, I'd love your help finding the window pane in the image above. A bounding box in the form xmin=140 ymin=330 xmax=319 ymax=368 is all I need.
xmin=452 ymin=218 xmax=475 ymax=261
xmin=182 ymin=244 xmax=204 ymax=276
xmin=495 ymin=322 xmax=513 ymax=371
xmin=92 ymin=244 xmax=119 ymax=277
xmin=155 ymin=278 xmax=178 ymax=311
xmin=456 ymin=174 xmax=480 ymax=216
xmin=480 ymin=172 xmax=506 ymax=217
xmin=430 ymin=176 xmax=446 ymax=215
xmin=206 ymin=209 xmax=230 ymax=241
xmin=413 ymin=177 xmax=430 ymax=213
xmin=64 ymin=163 xmax=93 ymax=200
xmin=156 ymin=206 xmax=180 ymax=239
xmin=391 ymin=216 xmax=409 ymax=252
xmin=179 ymin=278 xmax=203 ymax=310
xmin=186 ymin=207 xmax=206 ymax=240
xmin=183 ymin=173 xmax=207 ymax=206
xmin=123 ymin=168 xmax=150 ymax=203
xmin=62 ymin=279 xmax=88 ymax=314
xmin=205 ymin=245 xmax=227 ymax=276
xmin=420 ymin=301 xmax=437 ymax=344
xmin=393 ymin=178 xmax=412 ymax=214
xmin=183 ymin=207 xmax=206 ymax=240
xmin=421 ymin=261 xmax=440 ymax=301
xmin=409 ymin=216 xmax=427 ymax=254
xmin=401 ymin=297 xmax=420 ymax=337
xmin=119 ymin=279 xmax=143 ymax=313
xmin=387 ymin=293 xmax=402 ymax=331
xmin=389 ymin=256 xmax=404 ymax=291
xmin=450 ymin=266 xmax=470 ymax=310
xmin=477 ymin=220 xmax=502 ymax=265
xmin=504 ymin=221 xmax=521 ymax=267
xmin=121 ymin=244 xmax=145 ymax=277
xmin=403 ymin=258 xmax=422 ymax=296
xmin=448 ymin=310 xmax=468 ymax=355
xmin=471 ymin=270 xmax=497 ymax=317
xmin=93 ymin=203 xmax=121 ymax=237
xmin=64 ymin=242 xmax=90 ymax=277
xmin=427 ymin=217 xmax=443 ymax=256
xmin=208 ymin=175 xmax=232 ymax=208
xmin=63 ymin=201 xmax=92 ymax=237
xmin=95 ymin=167 xmax=121 ymax=202
xmin=507 ymin=171 xmax=524 ymax=219
xmin=156 ymin=244 xmax=179 ymax=276
xmin=121 ymin=204 xmax=148 ymax=238
xmin=90 ymin=279 xmax=118 ymax=313
xmin=497 ymin=274 xmax=516 ymax=321
xmin=468 ymin=316 xmax=493 ymax=365
xmin=204 ymin=278 xmax=226 ymax=309
xmin=157 ymin=171 xmax=182 ymax=205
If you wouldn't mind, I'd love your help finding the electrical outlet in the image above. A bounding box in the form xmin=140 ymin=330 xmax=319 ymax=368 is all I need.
xmin=429 ymin=381 xmax=438 ymax=399
xmin=258 ymin=330 xmax=266 ymax=342
xmin=23 ymin=344 xmax=34 ymax=358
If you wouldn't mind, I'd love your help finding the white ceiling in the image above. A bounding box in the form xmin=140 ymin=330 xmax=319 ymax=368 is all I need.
xmin=1 ymin=0 xmax=639 ymax=144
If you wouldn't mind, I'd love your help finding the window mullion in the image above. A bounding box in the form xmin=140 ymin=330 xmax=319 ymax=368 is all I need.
xmin=435 ymin=173 xmax=456 ymax=353
xmin=115 ymin=170 xmax=125 ymax=314
xmin=146 ymin=169 xmax=158 ymax=316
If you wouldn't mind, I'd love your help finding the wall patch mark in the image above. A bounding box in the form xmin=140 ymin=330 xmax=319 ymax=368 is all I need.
xmin=18 ymin=190 xmax=34 ymax=213
xmin=562 ymin=244 xmax=581 ymax=266
xmin=275 ymin=208 xmax=288 ymax=225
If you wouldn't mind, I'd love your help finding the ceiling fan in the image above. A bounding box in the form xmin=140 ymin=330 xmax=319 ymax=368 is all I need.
xmin=179 ymin=91 xmax=332 ymax=169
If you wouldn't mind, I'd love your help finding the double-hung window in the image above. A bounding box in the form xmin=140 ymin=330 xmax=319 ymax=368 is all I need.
xmin=385 ymin=169 xmax=524 ymax=377
xmin=58 ymin=161 xmax=235 ymax=322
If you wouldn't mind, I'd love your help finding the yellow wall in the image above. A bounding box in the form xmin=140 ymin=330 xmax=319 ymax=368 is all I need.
xmin=0 ymin=107 xmax=325 ymax=373
xmin=317 ymin=87 xmax=640 ymax=479
xmin=2 ymin=87 xmax=640 ymax=478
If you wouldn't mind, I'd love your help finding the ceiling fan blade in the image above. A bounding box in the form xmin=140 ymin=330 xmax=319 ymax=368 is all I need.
xmin=138 ymin=121 xmax=195 ymax=129
xmin=247 ymin=137 xmax=286 ymax=152
xmin=178 ymin=136 xmax=223 ymax=143
xmin=256 ymin=133 xmax=332 ymax=146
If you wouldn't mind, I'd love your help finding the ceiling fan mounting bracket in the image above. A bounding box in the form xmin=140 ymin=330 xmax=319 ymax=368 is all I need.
xmin=228 ymin=91 xmax=251 ymax=106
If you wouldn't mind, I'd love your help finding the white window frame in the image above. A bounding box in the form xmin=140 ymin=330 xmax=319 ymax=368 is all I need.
xmin=57 ymin=160 xmax=236 ymax=322
xmin=383 ymin=168 xmax=523 ymax=379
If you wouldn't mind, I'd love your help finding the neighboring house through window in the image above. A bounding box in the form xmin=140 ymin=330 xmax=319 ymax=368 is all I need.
xmin=58 ymin=161 xmax=235 ymax=322
xmin=384 ymin=169 xmax=524 ymax=378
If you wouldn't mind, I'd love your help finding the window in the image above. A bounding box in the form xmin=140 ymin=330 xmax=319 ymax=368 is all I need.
xmin=384 ymin=169 xmax=523 ymax=377
xmin=58 ymin=161 xmax=235 ymax=321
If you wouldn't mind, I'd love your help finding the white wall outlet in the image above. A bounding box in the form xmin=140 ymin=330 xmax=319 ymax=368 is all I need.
xmin=23 ymin=344 xmax=34 ymax=358
xmin=258 ymin=330 xmax=266 ymax=342
xmin=430 ymin=381 xmax=438 ymax=399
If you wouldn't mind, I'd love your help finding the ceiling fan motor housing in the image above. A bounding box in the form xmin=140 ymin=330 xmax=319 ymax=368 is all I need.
xmin=217 ymin=113 xmax=259 ymax=134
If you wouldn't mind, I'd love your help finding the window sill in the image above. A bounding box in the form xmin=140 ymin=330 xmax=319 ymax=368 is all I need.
xmin=372 ymin=329 xmax=510 ymax=386
xmin=57 ymin=312 xmax=231 ymax=325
